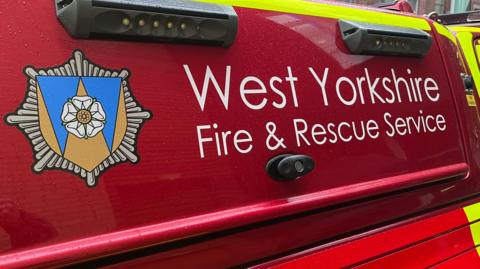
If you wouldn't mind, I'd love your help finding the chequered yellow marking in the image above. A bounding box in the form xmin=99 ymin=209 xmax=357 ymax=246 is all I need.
xmin=464 ymin=202 xmax=480 ymax=256
xmin=467 ymin=95 xmax=477 ymax=107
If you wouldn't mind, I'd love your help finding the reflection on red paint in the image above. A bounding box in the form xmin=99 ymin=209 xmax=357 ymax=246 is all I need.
xmin=0 ymin=199 xmax=56 ymax=250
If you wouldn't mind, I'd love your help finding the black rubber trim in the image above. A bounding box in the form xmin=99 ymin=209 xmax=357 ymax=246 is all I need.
xmin=366 ymin=29 xmax=430 ymax=39
xmin=372 ymin=1 xmax=396 ymax=8
xmin=62 ymin=174 xmax=471 ymax=268
xmin=437 ymin=11 xmax=480 ymax=25
xmin=92 ymin=0 xmax=229 ymax=19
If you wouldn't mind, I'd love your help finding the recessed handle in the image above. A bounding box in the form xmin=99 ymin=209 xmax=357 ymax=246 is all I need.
xmin=266 ymin=154 xmax=315 ymax=181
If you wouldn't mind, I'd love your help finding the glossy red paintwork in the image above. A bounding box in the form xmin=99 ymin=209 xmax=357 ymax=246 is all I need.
xmin=432 ymin=248 xmax=480 ymax=268
xmin=1 ymin=0 xmax=480 ymax=268
xmin=356 ymin=226 xmax=474 ymax=268
xmin=257 ymin=201 xmax=480 ymax=269
xmin=260 ymin=207 xmax=469 ymax=268
xmin=370 ymin=218 xmax=477 ymax=267
xmin=104 ymin=200 xmax=472 ymax=268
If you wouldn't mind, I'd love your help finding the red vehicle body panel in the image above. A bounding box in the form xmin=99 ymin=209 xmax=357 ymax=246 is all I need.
xmin=255 ymin=200 xmax=480 ymax=269
xmin=433 ymin=248 xmax=480 ymax=268
xmin=1 ymin=0 xmax=480 ymax=268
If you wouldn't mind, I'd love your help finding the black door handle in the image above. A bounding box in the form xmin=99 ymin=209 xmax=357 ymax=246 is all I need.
xmin=266 ymin=154 xmax=315 ymax=181
xmin=55 ymin=0 xmax=238 ymax=46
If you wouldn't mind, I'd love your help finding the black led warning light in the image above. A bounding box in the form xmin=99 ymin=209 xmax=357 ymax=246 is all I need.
xmin=338 ymin=19 xmax=432 ymax=57
xmin=55 ymin=0 xmax=238 ymax=47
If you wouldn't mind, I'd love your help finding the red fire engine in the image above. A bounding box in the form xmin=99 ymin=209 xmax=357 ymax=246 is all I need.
xmin=2 ymin=0 xmax=480 ymax=268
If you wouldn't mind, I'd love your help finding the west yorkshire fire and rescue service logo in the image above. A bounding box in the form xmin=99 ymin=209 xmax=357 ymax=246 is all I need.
xmin=5 ymin=50 xmax=151 ymax=187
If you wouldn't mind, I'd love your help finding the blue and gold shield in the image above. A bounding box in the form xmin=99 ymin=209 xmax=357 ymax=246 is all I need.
xmin=6 ymin=50 xmax=151 ymax=187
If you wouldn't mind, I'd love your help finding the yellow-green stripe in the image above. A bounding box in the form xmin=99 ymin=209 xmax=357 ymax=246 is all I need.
xmin=456 ymin=32 xmax=480 ymax=97
xmin=435 ymin=22 xmax=458 ymax=45
xmin=464 ymin=202 xmax=480 ymax=256
xmin=196 ymin=0 xmax=431 ymax=30
xmin=449 ymin=26 xmax=480 ymax=33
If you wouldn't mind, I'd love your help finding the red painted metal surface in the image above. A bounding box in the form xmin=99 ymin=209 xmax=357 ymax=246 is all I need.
xmin=0 ymin=165 xmax=470 ymax=268
xmin=261 ymin=207 xmax=469 ymax=269
xmin=0 ymin=0 xmax=480 ymax=268
xmin=101 ymin=199 xmax=480 ymax=269
xmin=356 ymin=226 xmax=474 ymax=269
xmin=254 ymin=201 xmax=480 ymax=269
xmin=432 ymin=248 xmax=480 ymax=268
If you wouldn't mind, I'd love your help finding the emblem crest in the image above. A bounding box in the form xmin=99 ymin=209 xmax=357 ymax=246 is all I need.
xmin=6 ymin=50 xmax=151 ymax=187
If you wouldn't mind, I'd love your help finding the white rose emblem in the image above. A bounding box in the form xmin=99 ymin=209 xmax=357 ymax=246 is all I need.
xmin=61 ymin=96 xmax=106 ymax=139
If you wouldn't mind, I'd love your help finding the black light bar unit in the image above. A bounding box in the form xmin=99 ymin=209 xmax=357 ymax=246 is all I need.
xmin=437 ymin=11 xmax=480 ymax=25
xmin=338 ymin=19 xmax=432 ymax=57
xmin=55 ymin=0 xmax=238 ymax=47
